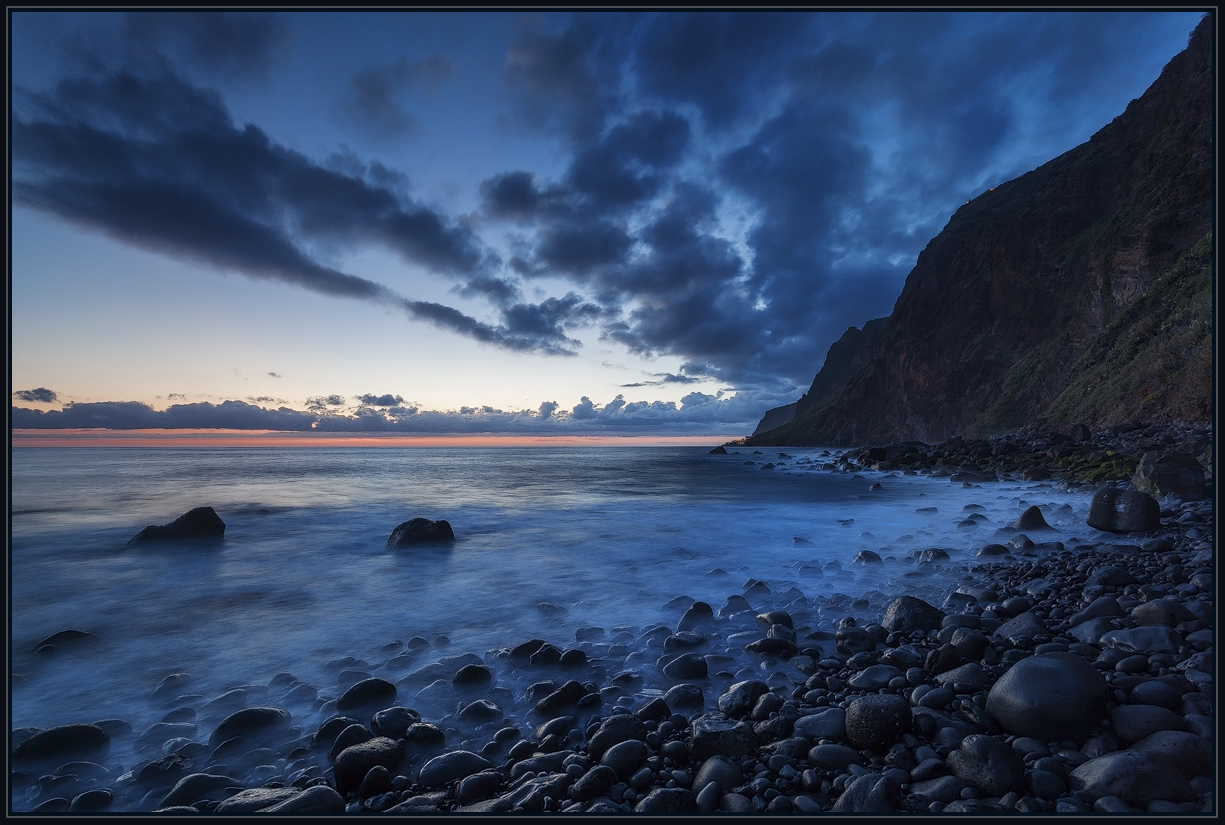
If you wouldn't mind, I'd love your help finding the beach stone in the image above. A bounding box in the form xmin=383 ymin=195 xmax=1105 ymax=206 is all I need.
xmin=949 ymin=627 xmax=989 ymax=660
xmin=135 ymin=721 xmax=197 ymax=750
xmin=744 ymin=637 xmax=798 ymax=657
xmin=458 ymin=699 xmax=502 ymax=723
xmin=693 ymin=754 xmax=743 ymax=793
xmin=678 ymin=601 xmax=715 ymax=631
xmin=334 ymin=737 xmax=405 ymax=796
xmin=664 ymin=683 xmax=704 ymax=710
xmin=635 ymin=787 xmax=697 ymax=813
xmin=1087 ymin=488 xmax=1160 ymax=533
xmin=691 ymin=713 xmax=756 ymax=761
xmin=601 ymin=739 xmax=648 ymax=779
xmin=1130 ymin=599 xmax=1194 ymax=627
xmin=12 ymin=724 xmax=110 ymax=766
xmin=67 ymin=789 xmax=112 ymax=812
xmin=835 ymin=626 xmax=874 ymax=656
xmin=662 ymin=652 xmax=707 ymax=680
xmin=209 ymin=707 xmax=291 ymax=747
xmin=151 ymin=672 xmax=193 ymax=703
xmin=215 ymin=787 xmax=302 ymax=813
xmin=1068 ymin=618 xmax=1115 ymax=645
xmin=718 ymin=595 xmax=753 ymax=618
xmin=993 ymin=611 xmax=1047 ymax=644
xmin=337 ymin=678 xmax=396 ymax=713
xmin=370 ymin=706 xmax=420 ymax=739
xmin=635 ymin=696 xmax=671 ymax=722
xmin=571 ymin=765 xmax=617 ymax=801
xmin=1131 ymin=730 xmax=1212 ymax=779
xmin=831 ymin=772 xmax=899 ymax=812
xmin=1069 ymin=750 xmax=1195 ymax=806
xmin=854 ymin=550 xmax=882 ymax=564
xmin=881 ymin=595 xmax=945 ymax=634
xmin=453 ymin=663 xmax=493 ymax=689
xmin=808 ymin=743 xmax=861 ymax=769
xmin=1132 ymin=452 xmax=1206 ymax=501
xmin=848 ymin=664 xmax=903 ymax=689
xmin=1128 ymin=680 xmax=1181 ymax=710
xmin=933 ymin=662 xmax=988 ymax=692
xmin=1010 ymin=506 xmax=1052 ymax=531
xmin=387 ymin=518 xmax=454 ymax=547
xmin=128 ymin=506 xmax=225 ymax=544
xmin=418 ymin=749 xmax=491 ymax=788
xmin=1069 ymin=595 xmax=1125 ymax=625
xmin=948 ymin=734 xmax=1025 ymax=796
xmin=1086 ymin=565 xmax=1137 ymax=588
xmin=1099 ymin=626 xmax=1183 ymax=654
xmin=985 ymin=653 xmax=1107 ymax=742
xmin=534 ymin=680 xmax=586 ymax=715
xmin=258 ymin=785 xmax=345 ymax=813
xmin=978 ymin=543 xmax=1009 ymax=556
xmin=716 ymin=680 xmax=769 ymax=718
xmin=844 ymin=694 xmax=911 ymax=752
xmin=158 ymin=773 xmax=238 ymax=808
xmin=588 ymin=714 xmax=647 ymax=761
xmin=1110 ymin=704 xmax=1186 ymax=744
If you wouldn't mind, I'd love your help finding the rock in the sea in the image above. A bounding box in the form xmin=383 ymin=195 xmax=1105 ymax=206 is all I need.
xmin=1086 ymin=488 xmax=1160 ymax=533
xmin=337 ymin=677 xmax=397 ymax=713
xmin=880 ymin=595 xmax=945 ymax=634
xmin=1132 ymin=451 xmax=1206 ymax=501
xmin=128 ymin=506 xmax=225 ymax=544
xmin=708 ymin=446 xmax=728 ymax=455
xmin=208 ymin=707 xmax=292 ymax=747
xmin=387 ymin=518 xmax=454 ymax=547
xmin=334 ymin=737 xmax=406 ymax=796
xmin=690 ymin=713 xmax=757 ymax=760
xmin=12 ymin=724 xmax=110 ymax=766
xmin=32 ymin=629 xmax=101 ymax=654
xmin=677 ymin=601 xmax=715 ymax=632
xmin=1010 ymin=505 xmax=1052 ymax=531
xmin=844 ymin=694 xmax=911 ymax=752
xmin=158 ymin=773 xmax=238 ymax=808
xmin=985 ymin=653 xmax=1107 ymax=743
xmin=662 ymin=652 xmax=708 ymax=680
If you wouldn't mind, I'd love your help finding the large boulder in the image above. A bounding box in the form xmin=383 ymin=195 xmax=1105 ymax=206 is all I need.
xmin=844 ymin=694 xmax=911 ymax=752
xmin=208 ymin=707 xmax=292 ymax=747
xmin=1132 ymin=451 xmax=1206 ymax=501
xmin=334 ymin=737 xmax=406 ymax=796
xmin=985 ymin=653 xmax=1107 ymax=743
xmin=128 ymin=507 xmax=225 ymax=544
xmin=1086 ymin=488 xmax=1161 ymax=533
xmin=12 ymin=724 xmax=110 ymax=766
xmin=387 ymin=518 xmax=454 ymax=548
xmin=1069 ymin=750 xmax=1195 ymax=806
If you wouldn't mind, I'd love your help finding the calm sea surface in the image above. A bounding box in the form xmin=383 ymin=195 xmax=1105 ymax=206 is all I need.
xmin=11 ymin=446 xmax=1095 ymax=778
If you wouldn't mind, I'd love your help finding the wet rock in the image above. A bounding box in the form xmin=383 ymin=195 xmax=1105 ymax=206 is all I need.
xmin=418 ymin=749 xmax=492 ymax=789
xmin=635 ymin=787 xmax=697 ymax=813
xmin=600 ymin=739 xmax=648 ymax=779
xmin=334 ymin=737 xmax=405 ymax=796
xmin=215 ymin=787 xmax=303 ymax=813
xmin=1132 ymin=452 xmax=1206 ymax=501
xmin=693 ymin=754 xmax=743 ymax=794
xmin=588 ymin=714 xmax=647 ymax=761
xmin=1131 ymin=730 xmax=1212 ymax=779
xmin=128 ymin=507 xmax=225 ymax=544
xmin=458 ymin=699 xmax=502 ymax=723
xmin=831 ymin=772 xmax=899 ymax=812
xmin=158 ymin=773 xmax=238 ymax=808
xmin=808 ymin=743 xmax=861 ymax=769
xmin=835 ymin=625 xmax=874 ymax=656
xmin=1087 ymin=488 xmax=1160 ymax=533
xmin=370 ymin=706 xmax=420 ymax=740
xmin=677 ymin=601 xmax=715 ymax=632
xmin=993 ymin=611 xmax=1047 ymax=644
xmin=854 ymin=550 xmax=882 ymax=564
xmin=1010 ymin=506 xmax=1052 ymax=531
xmin=32 ymin=629 xmax=101 ymax=654
xmin=662 ymin=652 xmax=708 ymax=680
xmin=690 ymin=713 xmax=757 ymax=761
xmin=387 ymin=518 xmax=454 ymax=548
xmin=259 ymin=785 xmax=345 ymax=813
xmin=1069 ymin=750 xmax=1195 ymax=806
xmin=208 ymin=707 xmax=292 ymax=747
xmin=948 ymin=734 xmax=1025 ymax=796
xmin=534 ymin=680 xmax=586 ymax=715
xmin=664 ymin=683 xmax=704 ymax=710
xmin=12 ymin=724 xmax=110 ymax=766
xmin=881 ymin=595 xmax=945 ymax=634
xmin=337 ymin=678 xmax=396 ymax=714
xmin=1099 ymin=626 xmax=1184 ymax=655
xmin=844 ymin=694 xmax=911 ymax=752
xmin=1130 ymin=599 xmax=1195 ymax=627
xmin=1110 ymin=704 xmax=1186 ymax=744
xmin=716 ymin=680 xmax=769 ymax=718
xmin=571 ymin=765 xmax=617 ymax=801
xmin=985 ymin=653 xmax=1107 ymax=743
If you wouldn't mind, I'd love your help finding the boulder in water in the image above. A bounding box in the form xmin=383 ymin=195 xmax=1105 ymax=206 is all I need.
xmin=387 ymin=518 xmax=455 ymax=548
xmin=128 ymin=507 xmax=225 ymax=544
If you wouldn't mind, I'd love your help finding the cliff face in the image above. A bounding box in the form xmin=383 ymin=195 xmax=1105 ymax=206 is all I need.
xmin=751 ymin=16 xmax=1213 ymax=447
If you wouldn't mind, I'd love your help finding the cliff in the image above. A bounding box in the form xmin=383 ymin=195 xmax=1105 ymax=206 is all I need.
xmin=750 ymin=16 xmax=1213 ymax=447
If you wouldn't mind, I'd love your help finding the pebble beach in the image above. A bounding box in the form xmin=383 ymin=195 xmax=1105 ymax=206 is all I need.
xmin=10 ymin=423 xmax=1213 ymax=815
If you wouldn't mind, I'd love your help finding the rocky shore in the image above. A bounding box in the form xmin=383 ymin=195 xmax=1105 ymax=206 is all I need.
xmin=10 ymin=424 xmax=1213 ymax=814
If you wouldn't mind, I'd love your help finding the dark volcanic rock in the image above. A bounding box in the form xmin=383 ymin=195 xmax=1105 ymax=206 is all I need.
xmin=985 ymin=652 xmax=1107 ymax=743
xmin=208 ymin=707 xmax=292 ymax=747
xmin=1087 ymin=488 xmax=1161 ymax=533
xmin=337 ymin=678 xmax=396 ymax=713
xmin=128 ymin=506 xmax=225 ymax=544
xmin=1069 ymin=750 xmax=1195 ymax=806
xmin=12 ymin=724 xmax=110 ymax=766
xmin=844 ymin=694 xmax=911 ymax=752
xmin=333 ymin=737 xmax=405 ymax=796
xmin=948 ymin=734 xmax=1026 ymax=796
xmin=1132 ymin=451 xmax=1206 ymax=501
xmin=1010 ymin=505 xmax=1052 ymax=531
xmin=387 ymin=518 xmax=454 ymax=547
xmin=880 ymin=595 xmax=945 ymax=634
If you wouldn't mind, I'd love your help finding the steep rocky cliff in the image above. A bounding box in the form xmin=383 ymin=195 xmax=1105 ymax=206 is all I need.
xmin=750 ymin=16 xmax=1213 ymax=447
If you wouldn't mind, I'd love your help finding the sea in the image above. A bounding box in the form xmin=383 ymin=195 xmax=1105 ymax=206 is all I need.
xmin=10 ymin=445 xmax=1097 ymax=788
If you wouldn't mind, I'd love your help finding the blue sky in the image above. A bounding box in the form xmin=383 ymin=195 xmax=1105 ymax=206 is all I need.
xmin=10 ymin=10 xmax=1206 ymax=436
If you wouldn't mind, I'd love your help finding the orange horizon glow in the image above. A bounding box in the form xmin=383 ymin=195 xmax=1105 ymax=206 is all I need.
xmin=11 ymin=428 xmax=747 ymax=448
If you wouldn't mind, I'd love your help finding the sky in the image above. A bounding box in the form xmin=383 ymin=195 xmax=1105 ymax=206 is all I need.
xmin=9 ymin=10 xmax=1207 ymax=438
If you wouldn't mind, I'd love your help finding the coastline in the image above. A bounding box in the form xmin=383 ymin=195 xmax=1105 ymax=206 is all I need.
xmin=10 ymin=424 xmax=1213 ymax=814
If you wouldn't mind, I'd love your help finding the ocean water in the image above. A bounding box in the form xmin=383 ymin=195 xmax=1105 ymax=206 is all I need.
xmin=11 ymin=445 xmax=1096 ymax=791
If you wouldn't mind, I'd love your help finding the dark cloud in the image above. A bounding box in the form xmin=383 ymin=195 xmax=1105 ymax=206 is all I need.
xmin=14 ymin=387 xmax=58 ymax=403
xmin=11 ymin=388 xmax=794 ymax=434
xmin=121 ymin=11 xmax=293 ymax=82
xmin=267 ymin=372 xmax=282 ymax=378
xmin=621 ymin=373 xmax=703 ymax=388
xmin=358 ymin=393 xmax=405 ymax=407
xmin=306 ymin=395 xmax=347 ymax=411
xmin=336 ymin=55 xmax=455 ymax=138
xmin=248 ymin=395 xmax=286 ymax=404
xmin=12 ymin=64 xmax=589 ymax=357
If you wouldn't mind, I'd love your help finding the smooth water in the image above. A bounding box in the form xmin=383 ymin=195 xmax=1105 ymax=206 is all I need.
xmin=11 ymin=446 xmax=1094 ymax=770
